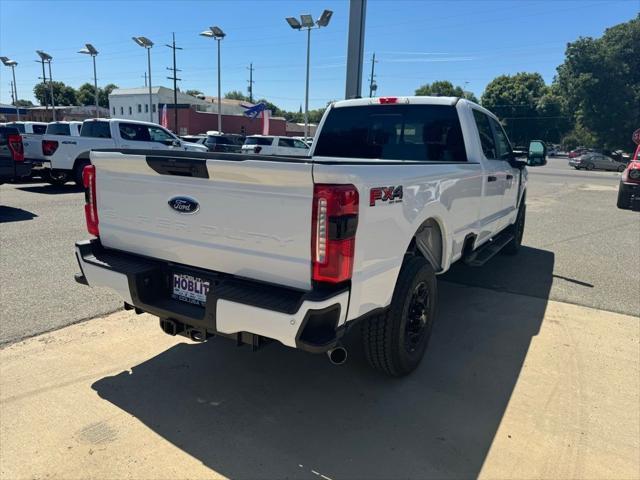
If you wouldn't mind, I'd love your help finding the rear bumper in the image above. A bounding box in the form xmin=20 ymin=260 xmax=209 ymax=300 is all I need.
xmin=75 ymin=239 xmax=350 ymax=352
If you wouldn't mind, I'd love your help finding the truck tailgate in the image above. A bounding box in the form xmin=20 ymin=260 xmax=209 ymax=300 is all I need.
xmin=91 ymin=150 xmax=314 ymax=290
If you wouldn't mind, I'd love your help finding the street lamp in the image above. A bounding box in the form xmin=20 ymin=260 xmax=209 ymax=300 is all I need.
xmin=285 ymin=9 xmax=333 ymax=139
xmin=200 ymin=26 xmax=226 ymax=133
xmin=0 ymin=57 xmax=20 ymax=120
xmin=132 ymin=36 xmax=154 ymax=122
xmin=36 ymin=50 xmax=56 ymax=121
xmin=78 ymin=44 xmax=100 ymax=118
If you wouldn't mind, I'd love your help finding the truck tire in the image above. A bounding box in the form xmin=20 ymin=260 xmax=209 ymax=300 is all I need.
xmin=585 ymin=163 xmax=594 ymax=171
xmin=73 ymin=160 xmax=90 ymax=187
xmin=503 ymin=202 xmax=526 ymax=255
xmin=362 ymin=256 xmax=437 ymax=377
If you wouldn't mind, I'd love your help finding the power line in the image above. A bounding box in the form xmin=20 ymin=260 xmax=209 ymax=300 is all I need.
xmin=165 ymin=32 xmax=182 ymax=132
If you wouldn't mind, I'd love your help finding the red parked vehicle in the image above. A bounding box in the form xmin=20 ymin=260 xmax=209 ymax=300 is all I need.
xmin=617 ymin=145 xmax=640 ymax=211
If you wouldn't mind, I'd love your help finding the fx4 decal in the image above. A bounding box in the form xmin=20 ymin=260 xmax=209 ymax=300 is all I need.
xmin=370 ymin=186 xmax=403 ymax=206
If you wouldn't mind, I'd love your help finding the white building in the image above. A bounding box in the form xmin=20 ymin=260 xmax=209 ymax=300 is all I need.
xmin=108 ymin=86 xmax=252 ymax=123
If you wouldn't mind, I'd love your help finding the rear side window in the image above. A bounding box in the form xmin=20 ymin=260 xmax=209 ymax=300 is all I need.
xmin=81 ymin=121 xmax=112 ymax=138
xmin=46 ymin=124 xmax=71 ymax=136
xmin=32 ymin=124 xmax=47 ymax=134
xmin=119 ymin=123 xmax=150 ymax=141
xmin=245 ymin=137 xmax=274 ymax=146
xmin=7 ymin=123 xmax=25 ymax=133
xmin=472 ymin=110 xmax=496 ymax=159
xmin=315 ymin=104 xmax=467 ymax=162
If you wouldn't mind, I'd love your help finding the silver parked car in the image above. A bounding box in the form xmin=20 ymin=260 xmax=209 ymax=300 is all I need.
xmin=570 ymin=152 xmax=627 ymax=172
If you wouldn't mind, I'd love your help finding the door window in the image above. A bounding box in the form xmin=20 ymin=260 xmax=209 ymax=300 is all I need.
xmin=148 ymin=126 xmax=175 ymax=143
xmin=488 ymin=117 xmax=513 ymax=160
xmin=472 ymin=109 xmax=497 ymax=159
xmin=293 ymin=139 xmax=309 ymax=149
xmin=278 ymin=138 xmax=295 ymax=148
xmin=119 ymin=123 xmax=150 ymax=141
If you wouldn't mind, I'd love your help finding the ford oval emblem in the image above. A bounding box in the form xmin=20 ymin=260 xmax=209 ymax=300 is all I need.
xmin=168 ymin=196 xmax=200 ymax=214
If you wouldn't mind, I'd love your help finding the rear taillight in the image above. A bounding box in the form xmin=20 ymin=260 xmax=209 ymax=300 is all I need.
xmin=311 ymin=184 xmax=359 ymax=284
xmin=7 ymin=134 xmax=24 ymax=162
xmin=82 ymin=165 xmax=99 ymax=236
xmin=42 ymin=140 xmax=59 ymax=156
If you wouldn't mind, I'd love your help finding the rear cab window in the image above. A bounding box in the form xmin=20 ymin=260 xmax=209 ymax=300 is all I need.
xmin=46 ymin=124 xmax=71 ymax=136
xmin=81 ymin=121 xmax=112 ymax=138
xmin=314 ymin=104 xmax=467 ymax=162
xmin=32 ymin=124 xmax=47 ymax=134
xmin=6 ymin=123 xmax=25 ymax=134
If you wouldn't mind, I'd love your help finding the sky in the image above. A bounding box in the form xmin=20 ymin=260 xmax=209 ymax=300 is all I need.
xmin=0 ymin=0 xmax=638 ymax=111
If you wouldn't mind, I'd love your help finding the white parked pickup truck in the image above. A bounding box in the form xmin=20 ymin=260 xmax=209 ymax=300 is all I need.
xmin=5 ymin=121 xmax=48 ymax=165
xmin=41 ymin=118 xmax=208 ymax=185
xmin=75 ymin=96 xmax=546 ymax=376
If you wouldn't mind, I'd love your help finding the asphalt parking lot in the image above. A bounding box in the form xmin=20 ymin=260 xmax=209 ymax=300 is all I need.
xmin=1 ymin=156 xmax=638 ymax=345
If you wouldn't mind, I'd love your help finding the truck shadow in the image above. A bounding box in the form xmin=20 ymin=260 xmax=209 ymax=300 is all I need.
xmin=92 ymin=247 xmax=554 ymax=479
xmin=17 ymin=184 xmax=83 ymax=195
xmin=0 ymin=205 xmax=38 ymax=223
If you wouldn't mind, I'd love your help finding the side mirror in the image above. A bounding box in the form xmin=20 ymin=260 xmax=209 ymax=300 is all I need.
xmin=527 ymin=140 xmax=547 ymax=166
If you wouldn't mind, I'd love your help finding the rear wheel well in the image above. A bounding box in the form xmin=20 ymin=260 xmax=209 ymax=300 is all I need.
xmin=405 ymin=218 xmax=444 ymax=271
xmin=72 ymin=152 xmax=91 ymax=173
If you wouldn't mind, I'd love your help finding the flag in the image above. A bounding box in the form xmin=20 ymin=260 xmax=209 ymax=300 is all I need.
xmin=262 ymin=109 xmax=270 ymax=135
xmin=161 ymin=104 xmax=168 ymax=128
xmin=242 ymin=102 xmax=267 ymax=119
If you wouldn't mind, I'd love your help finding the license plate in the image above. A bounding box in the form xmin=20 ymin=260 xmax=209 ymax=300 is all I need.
xmin=172 ymin=273 xmax=210 ymax=306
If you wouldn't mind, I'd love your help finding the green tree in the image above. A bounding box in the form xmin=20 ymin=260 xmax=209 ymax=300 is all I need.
xmin=415 ymin=80 xmax=477 ymax=102
xmin=555 ymin=15 xmax=640 ymax=151
xmin=99 ymin=83 xmax=118 ymax=108
xmin=77 ymin=83 xmax=97 ymax=106
xmin=185 ymin=89 xmax=203 ymax=97
xmin=33 ymin=81 xmax=77 ymax=106
xmin=481 ymin=72 xmax=552 ymax=145
xmin=225 ymin=90 xmax=250 ymax=101
xmin=14 ymin=99 xmax=34 ymax=107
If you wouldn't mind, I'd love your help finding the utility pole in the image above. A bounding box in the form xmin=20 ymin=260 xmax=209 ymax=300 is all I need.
xmin=165 ymin=32 xmax=182 ymax=133
xmin=368 ymin=52 xmax=377 ymax=97
xmin=345 ymin=0 xmax=367 ymax=99
xmin=247 ymin=62 xmax=254 ymax=103
xmin=143 ymin=71 xmax=147 ymax=87
xmin=36 ymin=58 xmax=49 ymax=115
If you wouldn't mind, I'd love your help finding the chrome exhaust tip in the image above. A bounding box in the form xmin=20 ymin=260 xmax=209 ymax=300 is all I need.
xmin=327 ymin=346 xmax=348 ymax=365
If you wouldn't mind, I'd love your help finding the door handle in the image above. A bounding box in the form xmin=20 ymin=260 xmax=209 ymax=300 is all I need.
xmin=487 ymin=175 xmax=498 ymax=182
xmin=506 ymin=174 xmax=513 ymax=180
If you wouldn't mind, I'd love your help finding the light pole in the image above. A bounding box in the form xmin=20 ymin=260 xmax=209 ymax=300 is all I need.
xmin=133 ymin=36 xmax=154 ymax=122
xmin=36 ymin=50 xmax=56 ymax=121
xmin=78 ymin=44 xmax=100 ymax=118
xmin=0 ymin=57 xmax=20 ymax=120
xmin=285 ymin=10 xmax=332 ymax=140
xmin=200 ymin=26 xmax=225 ymax=133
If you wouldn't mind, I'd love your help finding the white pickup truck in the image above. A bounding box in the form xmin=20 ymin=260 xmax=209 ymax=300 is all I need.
xmin=5 ymin=121 xmax=48 ymax=165
xmin=41 ymin=118 xmax=208 ymax=185
xmin=75 ymin=96 xmax=546 ymax=376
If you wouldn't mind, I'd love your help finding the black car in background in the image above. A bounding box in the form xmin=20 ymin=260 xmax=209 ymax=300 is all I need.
xmin=204 ymin=133 xmax=245 ymax=153
xmin=0 ymin=126 xmax=31 ymax=184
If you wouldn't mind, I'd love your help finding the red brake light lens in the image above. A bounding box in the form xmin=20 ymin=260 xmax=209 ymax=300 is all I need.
xmin=7 ymin=134 xmax=24 ymax=162
xmin=379 ymin=97 xmax=398 ymax=104
xmin=311 ymin=184 xmax=359 ymax=284
xmin=42 ymin=140 xmax=59 ymax=156
xmin=82 ymin=165 xmax=99 ymax=236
